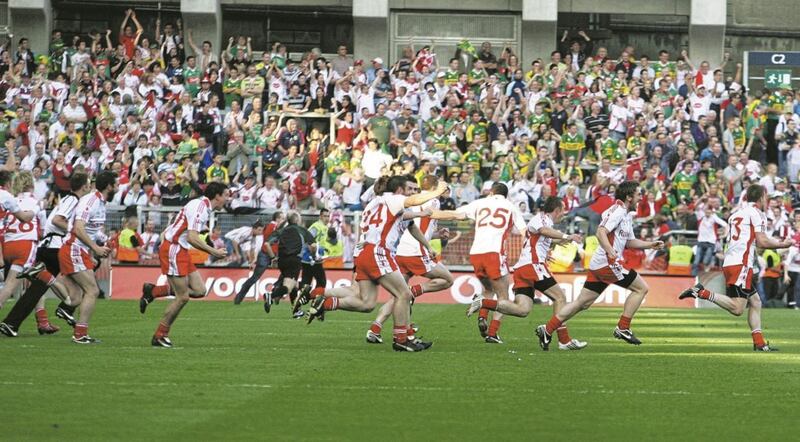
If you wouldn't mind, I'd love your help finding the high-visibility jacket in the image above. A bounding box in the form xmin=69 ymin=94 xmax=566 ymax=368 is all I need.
xmin=763 ymin=249 xmax=782 ymax=278
xmin=117 ymin=228 xmax=141 ymax=263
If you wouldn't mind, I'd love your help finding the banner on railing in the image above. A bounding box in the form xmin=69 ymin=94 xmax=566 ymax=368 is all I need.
xmin=111 ymin=266 xmax=696 ymax=308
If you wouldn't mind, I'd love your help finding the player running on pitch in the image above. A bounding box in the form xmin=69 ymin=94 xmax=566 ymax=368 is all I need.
xmin=679 ymin=184 xmax=789 ymax=352
xmin=149 ymin=182 xmax=228 ymax=347
xmin=306 ymin=175 xmax=448 ymax=352
xmin=456 ymin=182 xmax=526 ymax=344
xmin=467 ymin=196 xmax=587 ymax=349
xmin=536 ymin=181 xmax=664 ymax=349
xmin=365 ymin=174 xmax=457 ymax=344
xmin=58 ymin=171 xmax=117 ymax=344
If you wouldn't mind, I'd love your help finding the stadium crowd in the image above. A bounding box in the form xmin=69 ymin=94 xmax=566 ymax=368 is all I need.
xmin=0 ymin=8 xmax=799 ymax=307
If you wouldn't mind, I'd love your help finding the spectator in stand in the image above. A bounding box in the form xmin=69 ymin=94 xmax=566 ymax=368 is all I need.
xmin=230 ymin=174 xmax=259 ymax=214
xmin=453 ymin=171 xmax=480 ymax=206
xmin=693 ymin=202 xmax=728 ymax=275
xmin=159 ymin=172 xmax=185 ymax=206
xmin=292 ymin=170 xmax=317 ymax=210
xmin=206 ymin=153 xmax=230 ymax=184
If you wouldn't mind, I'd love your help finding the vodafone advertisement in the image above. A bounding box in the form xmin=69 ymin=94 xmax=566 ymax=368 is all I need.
xmin=110 ymin=266 xmax=696 ymax=308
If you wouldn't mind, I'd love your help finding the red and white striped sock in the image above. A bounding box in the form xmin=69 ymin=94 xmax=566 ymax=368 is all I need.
xmin=393 ymin=326 xmax=408 ymax=344
xmin=322 ymin=297 xmax=338 ymax=311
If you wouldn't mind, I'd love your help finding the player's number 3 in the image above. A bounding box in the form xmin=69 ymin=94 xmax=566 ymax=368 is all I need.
xmin=477 ymin=207 xmax=509 ymax=229
xmin=730 ymin=217 xmax=742 ymax=241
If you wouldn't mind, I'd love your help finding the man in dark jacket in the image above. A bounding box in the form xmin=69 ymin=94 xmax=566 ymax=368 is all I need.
xmin=263 ymin=211 xmax=316 ymax=314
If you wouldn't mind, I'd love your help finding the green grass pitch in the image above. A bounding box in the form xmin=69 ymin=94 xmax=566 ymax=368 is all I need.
xmin=2 ymin=300 xmax=799 ymax=440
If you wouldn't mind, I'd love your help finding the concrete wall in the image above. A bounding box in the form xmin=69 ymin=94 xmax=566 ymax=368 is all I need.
xmin=8 ymin=0 xmax=800 ymax=67
xmin=181 ymin=0 xmax=222 ymax=59
xmin=390 ymin=0 xmax=521 ymax=11
xmin=8 ymin=0 xmax=51 ymax=55
xmin=558 ymin=0 xmax=691 ymax=15
xmin=352 ymin=0 xmax=387 ymax=62
xmin=729 ymin=0 xmax=800 ymax=31
xmin=522 ymin=0 xmax=558 ymax=62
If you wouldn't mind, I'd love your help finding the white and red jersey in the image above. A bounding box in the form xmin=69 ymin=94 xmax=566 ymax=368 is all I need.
xmin=723 ymin=203 xmax=766 ymax=268
xmin=140 ymin=231 xmax=159 ymax=254
xmin=64 ymin=191 xmax=108 ymax=251
xmin=396 ymin=199 xmax=439 ymax=257
xmin=785 ymin=246 xmax=800 ymax=273
xmin=163 ymin=196 xmax=212 ymax=250
xmin=231 ymin=184 xmax=258 ymax=210
xmin=3 ymin=192 xmax=45 ymax=242
xmin=456 ymin=195 xmax=526 ymax=255
xmin=0 ymin=187 xmax=21 ymax=220
xmin=589 ymin=200 xmax=635 ymax=271
xmin=43 ymin=193 xmax=80 ymax=249
xmin=355 ymin=192 xmax=407 ymax=253
xmin=514 ymin=212 xmax=554 ymax=269
xmin=696 ymin=211 xmax=728 ymax=244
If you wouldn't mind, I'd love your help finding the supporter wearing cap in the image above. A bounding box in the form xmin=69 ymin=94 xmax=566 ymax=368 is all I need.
xmin=366 ymin=57 xmax=384 ymax=84
xmin=159 ymin=171 xmax=185 ymax=207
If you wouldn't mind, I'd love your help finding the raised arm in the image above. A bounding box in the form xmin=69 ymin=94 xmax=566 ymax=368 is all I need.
xmin=430 ymin=210 xmax=467 ymax=220
xmin=131 ymin=10 xmax=144 ymax=42
xmin=404 ymin=181 xmax=447 ymax=208
xmin=187 ymin=29 xmax=200 ymax=55
xmin=680 ymin=49 xmax=695 ymax=72
xmin=105 ymin=29 xmax=113 ymax=51
xmin=120 ymin=9 xmax=131 ymax=37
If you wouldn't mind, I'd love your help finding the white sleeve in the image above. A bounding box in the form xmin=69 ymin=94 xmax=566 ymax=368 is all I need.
xmin=713 ymin=214 xmax=728 ymax=228
xmin=224 ymin=228 xmax=237 ymax=241
xmin=36 ymin=209 xmax=47 ymax=233
xmin=456 ymin=200 xmax=478 ymax=220
xmin=599 ymin=206 xmax=624 ymax=232
xmin=527 ymin=215 xmax=544 ymax=234
xmin=360 ymin=185 xmax=375 ymax=204
xmin=751 ymin=209 xmax=766 ymax=233
xmin=2 ymin=196 xmax=20 ymax=213
xmin=385 ymin=194 xmax=407 ymax=216
xmin=187 ymin=202 xmax=208 ymax=232
xmin=75 ymin=198 xmax=93 ymax=223
xmin=54 ymin=196 xmax=78 ymax=219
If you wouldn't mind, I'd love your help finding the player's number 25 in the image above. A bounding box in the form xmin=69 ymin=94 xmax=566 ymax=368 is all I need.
xmin=477 ymin=207 xmax=509 ymax=229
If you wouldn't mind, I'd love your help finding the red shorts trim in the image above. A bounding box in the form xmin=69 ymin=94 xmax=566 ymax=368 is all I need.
xmin=58 ymin=243 xmax=94 ymax=275
xmin=4 ymin=240 xmax=37 ymax=270
xmin=470 ymin=252 xmax=508 ymax=280
xmin=723 ymin=265 xmax=753 ymax=290
xmin=159 ymin=242 xmax=195 ymax=277
xmin=354 ymin=244 xmax=398 ymax=281
xmin=396 ymin=253 xmax=436 ymax=276
xmin=587 ymin=263 xmax=626 ymax=284
xmin=512 ymin=263 xmax=551 ymax=289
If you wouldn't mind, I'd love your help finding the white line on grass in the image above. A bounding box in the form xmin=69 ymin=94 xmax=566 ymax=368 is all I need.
xmin=2 ymin=380 xmax=794 ymax=398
